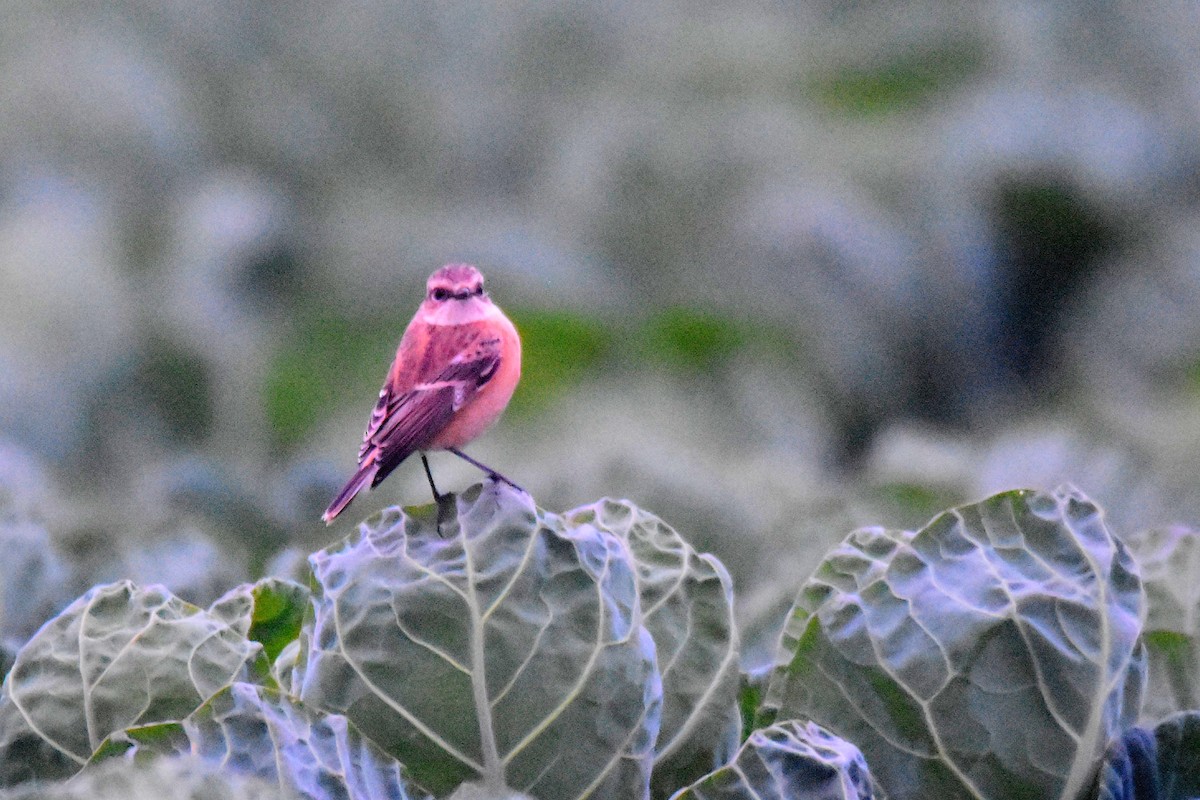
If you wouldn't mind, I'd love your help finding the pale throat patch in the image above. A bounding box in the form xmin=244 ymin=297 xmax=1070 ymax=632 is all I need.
xmin=423 ymin=297 xmax=502 ymax=326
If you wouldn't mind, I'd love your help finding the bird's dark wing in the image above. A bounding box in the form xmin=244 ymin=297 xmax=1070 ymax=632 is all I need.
xmin=360 ymin=338 xmax=501 ymax=487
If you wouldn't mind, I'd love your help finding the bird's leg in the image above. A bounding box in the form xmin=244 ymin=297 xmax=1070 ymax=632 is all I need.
xmin=421 ymin=453 xmax=453 ymax=537
xmin=420 ymin=453 xmax=442 ymax=503
xmin=446 ymin=447 xmax=525 ymax=493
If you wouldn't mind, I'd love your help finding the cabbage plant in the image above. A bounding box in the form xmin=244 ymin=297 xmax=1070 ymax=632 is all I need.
xmin=0 ymin=483 xmax=1197 ymax=799
xmin=668 ymin=720 xmax=872 ymax=800
xmin=296 ymin=486 xmax=665 ymax=798
xmin=759 ymin=486 xmax=1148 ymax=800
xmin=0 ymin=581 xmax=266 ymax=785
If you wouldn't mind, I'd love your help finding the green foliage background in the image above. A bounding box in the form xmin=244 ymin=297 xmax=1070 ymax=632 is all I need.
xmin=1 ymin=4 xmax=1200 ymax=794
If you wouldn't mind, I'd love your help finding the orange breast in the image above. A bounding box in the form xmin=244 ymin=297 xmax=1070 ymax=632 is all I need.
xmin=426 ymin=313 xmax=521 ymax=449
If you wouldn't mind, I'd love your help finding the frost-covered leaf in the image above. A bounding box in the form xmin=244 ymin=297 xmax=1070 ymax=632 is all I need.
xmin=762 ymin=486 xmax=1145 ymax=800
xmin=98 ymin=682 xmax=431 ymax=800
xmin=668 ymin=721 xmax=873 ymax=800
xmin=1122 ymin=525 xmax=1200 ymax=724
xmin=565 ymin=499 xmax=740 ymax=798
xmin=0 ymin=755 xmax=281 ymax=800
xmin=299 ymin=483 xmax=661 ymax=799
xmin=0 ymin=581 xmax=264 ymax=785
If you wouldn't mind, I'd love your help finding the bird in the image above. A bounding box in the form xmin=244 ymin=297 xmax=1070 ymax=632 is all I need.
xmin=322 ymin=263 xmax=522 ymax=524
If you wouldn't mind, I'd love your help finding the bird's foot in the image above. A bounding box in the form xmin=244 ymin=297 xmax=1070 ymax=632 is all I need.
xmin=486 ymin=471 xmax=525 ymax=494
xmin=433 ymin=493 xmax=456 ymax=538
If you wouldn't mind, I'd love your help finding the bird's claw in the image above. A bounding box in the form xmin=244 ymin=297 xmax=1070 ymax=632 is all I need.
xmin=434 ymin=492 xmax=455 ymax=538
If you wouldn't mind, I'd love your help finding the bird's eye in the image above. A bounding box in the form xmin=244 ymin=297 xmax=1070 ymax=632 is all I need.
xmin=473 ymin=284 xmax=484 ymax=296
xmin=432 ymin=288 xmax=449 ymax=301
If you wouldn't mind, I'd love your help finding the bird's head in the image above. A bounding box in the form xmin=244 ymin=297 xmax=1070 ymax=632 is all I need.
xmin=420 ymin=264 xmax=497 ymax=324
xmin=426 ymin=263 xmax=487 ymax=303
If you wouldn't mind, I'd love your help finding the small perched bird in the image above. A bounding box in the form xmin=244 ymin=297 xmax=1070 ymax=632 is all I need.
xmin=322 ymin=264 xmax=522 ymax=524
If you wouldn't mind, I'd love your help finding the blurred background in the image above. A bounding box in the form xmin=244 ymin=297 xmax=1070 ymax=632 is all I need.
xmin=3 ymin=1 xmax=1200 ymax=655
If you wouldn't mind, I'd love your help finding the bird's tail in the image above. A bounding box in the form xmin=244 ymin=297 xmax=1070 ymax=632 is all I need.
xmin=322 ymin=462 xmax=378 ymax=525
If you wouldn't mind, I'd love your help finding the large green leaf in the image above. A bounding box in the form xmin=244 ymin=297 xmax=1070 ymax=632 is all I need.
xmin=0 ymin=581 xmax=264 ymax=785
xmin=1122 ymin=525 xmax=1200 ymax=724
xmin=298 ymin=483 xmax=662 ymax=799
xmin=668 ymin=720 xmax=873 ymax=800
xmin=210 ymin=578 xmax=311 ymax=664
xmin=565 ymin=499 xmax=739 ymax=798
xmin=97 ymin=682 xmax=431 ymax=800
xmin=761 ymin=486 xmax=1145 ymax=800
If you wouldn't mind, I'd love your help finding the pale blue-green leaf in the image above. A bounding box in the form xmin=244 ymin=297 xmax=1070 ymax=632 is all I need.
xmin=668 ymin=720 xmax=873 ymax=800
xmin=565 ymin=498 xmax=740 ymax=799
xmin=207 ymin=583 xmax=255 ymax=637
xmin=273 ymin=638 xmax=303 ymax=695
xmin=97 ymin=682 xmax=431 ymax=800
xmin=0 ymin=581 xmax=264 ymax=785
xmin=1122 ymin=525 xmax=1200 ymax=724
xmin=299 ymin=483 xmax=661 ymax=800
xmin=762 ymin=486 xmax=1145 ymax=800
